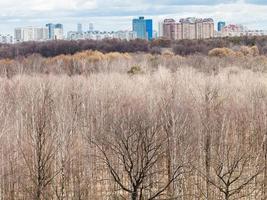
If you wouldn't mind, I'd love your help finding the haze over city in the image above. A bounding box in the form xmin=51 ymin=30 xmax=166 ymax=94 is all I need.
xmin=1 ymin=0 xmax=267 ymax=34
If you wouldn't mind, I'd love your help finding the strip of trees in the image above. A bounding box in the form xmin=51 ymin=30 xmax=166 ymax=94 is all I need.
xmin=1 ymin=36 xmax=267 ymax=60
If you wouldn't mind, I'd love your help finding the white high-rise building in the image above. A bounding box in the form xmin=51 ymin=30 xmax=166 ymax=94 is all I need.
xmin=89 ymin=23 xmax=94 ymax=32
xmin=77 ymin=23 xmax=83 ymax=33
xmin=158 ymin=21 xmax=164 ymax=38
xmin=14 ymin=27 xmax=49 ymax=42
xmin=46 ymin=23 xmax=64 ymax=40
xmin=54 ymin=27 xmax=64 ymax=40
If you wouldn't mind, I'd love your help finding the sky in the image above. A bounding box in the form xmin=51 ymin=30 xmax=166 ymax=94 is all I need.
xmin=0 ymin=0 xmax=267 ymax=34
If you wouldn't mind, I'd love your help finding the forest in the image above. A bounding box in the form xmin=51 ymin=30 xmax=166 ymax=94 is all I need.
xmin=0 ymin=44 xmax=267 ymax=199
xmin=1 ymin=36 xmax=267 ymax=59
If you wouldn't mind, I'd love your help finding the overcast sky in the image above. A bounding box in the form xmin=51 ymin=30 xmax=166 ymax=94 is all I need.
xmin=0 ymin=0 xmax=267 ymax=34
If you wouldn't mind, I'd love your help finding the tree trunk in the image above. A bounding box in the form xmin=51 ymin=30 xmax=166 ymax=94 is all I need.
xmin=263 ymin=132 xmax=267 ymax=200
xmin=205 ymin=134 xmax=211 ymax=200
xmin=132 ymin=190 xmax=138 ymax=200
xmin=204 ymin=89 xmax=211 ymax=200
xmin=166 ymin=131 xmax=174 ymax=197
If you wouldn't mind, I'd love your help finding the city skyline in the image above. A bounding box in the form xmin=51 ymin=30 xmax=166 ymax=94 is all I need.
xmin=7 ymin=16 xmax=266 ymax=44
xmin=0 ymin=0 xmax=267 ymax=34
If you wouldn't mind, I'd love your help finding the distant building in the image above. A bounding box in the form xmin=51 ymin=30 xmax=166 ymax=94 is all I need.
xmin=218 ymin=21 xmax=226 ymax=32
xmin=215 ymin=24 xmax=267 ymax=37
xmin=46 ymin=23 xmax=54 ymax=39
xmin=46 ymin=23 xmax=64 ymax=40
xmin=89 ymin=23 xmax=94 ymax=32
xmin=53 ymin=24 xmax=64 ymax=40
xmin=77 ymin=23 xmax=83 ymax=33
xmin=219 ymin=24 xmax=246 ymax=37
xmin=67 ymin=30 xmax=137 ymax=41
xmin=244 ymin=30 xmax=267 ymax=36
xmin=158 ymin=22 xmax=164 ymax=38
xmin=202 ymin=18 xmax=214 ymax=39
xmin=132 ymin=16 xmax=153 ymax=40
xmin=113 ymin=31 xmax=137 ymax=40
xmin=0 ymin=34 xmax=13 ymax=44
xmin=145 ymin=19 xmax=153 ymax=41
xmin=163 ymin=19 xmax=178 ymax=40
xmin=153 ymin=30 xmax=158 ymax=39
xmin=223 ymin=24 xmax=246 ymax=33
xmin=14 ymin=27 xmax=49 ymax=42
xmin=54 ymin=24 xmax=64 ymax=40
xmin=162 ymin=17 xmax=214 ymax=40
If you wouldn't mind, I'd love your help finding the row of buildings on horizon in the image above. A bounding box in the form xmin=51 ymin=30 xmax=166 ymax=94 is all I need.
xmin=159 ymin=18 xmax=214 ymax=40
xmin=0 ymin=17 xmax=267 ymax=44
xmin=159 ymin=18 xmax=267 ymax=40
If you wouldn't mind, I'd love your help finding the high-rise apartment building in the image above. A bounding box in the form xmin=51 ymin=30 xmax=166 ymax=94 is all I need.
xmin=218 ymin=21 xmax=226 ymax=32
xmin=77 ymin=23 xmax=83 ymax=33
xmin=132 ymin=17 xmax=153 ymax=40
xmin=180 ymin=18 xmax=197 ymax=40
xmin=145 ymin=19 xmax=153 ymax=41
xmin=46 ymin=23 xmax=64 ymax=40
xmin=158 ymin=21 xmax=164 ymax=38
xmin=54 ymin=24 xmax=64 ymax=40
xmin=89 ymin=23 xmax=94 ymax=32
xmin=202 ymin=18 xmax=214 ymax=39
xmin=162 ymin=19 xmax=177 ymax=40
xmin=14 ymin=27 xmax=49 ymax=42
xmin=162 ymin=17 xmax=214 ymax=40
xmin=46 ymin=23 xmax=54 ymax=39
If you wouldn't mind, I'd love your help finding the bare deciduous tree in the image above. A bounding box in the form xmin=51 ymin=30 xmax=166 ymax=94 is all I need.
xmin=19 ymin=84 xmax=60 ymax=200
xmin=92 ymin=111 xmax=185 ymax=200
xmin=208 ymin=145 xmax=262 ymax=200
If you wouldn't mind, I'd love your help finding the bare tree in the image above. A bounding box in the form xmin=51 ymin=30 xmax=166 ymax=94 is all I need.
xmin=207 ymin=143 xmax=262 ymax=200
xmin=18 ymin=84 xmax=60 ymax=200
xmin=91 ymin=110 xmax=185 ymax=200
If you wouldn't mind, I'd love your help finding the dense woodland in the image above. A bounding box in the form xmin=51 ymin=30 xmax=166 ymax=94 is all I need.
xmin=1 ymin=36 xmax=267 ymax=59
xmin=0 ymin=46 xmax=267 ymax=199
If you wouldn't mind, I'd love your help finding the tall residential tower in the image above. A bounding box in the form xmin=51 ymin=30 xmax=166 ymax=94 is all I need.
xmin=162 ymin=17 xmax=214 ymax=40
xmin=132 ymin=16 xmax=153 ymax=41
xmin=46 ymin=23 xmax=64 ymax=40
xmin=77 ymin=23 xmax=83 ymax=33
xmin=218 ymin=21 xmax=226 ymax=32
xmin=14 ymin=27 xmax=49 ymax=42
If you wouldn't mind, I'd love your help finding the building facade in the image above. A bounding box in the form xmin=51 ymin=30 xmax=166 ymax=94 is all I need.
xmin=162 ymin=19 xmax=177 ymax=40
xmin=46 ymin=23 xmax=54 ymax=39
xmin=162 ymin=17 xmax=214 ymax=40
xmin=14 ymin=27 xmax=49 ymax=42
xmin=54 ymin=24 xmax=64 ymax=40
xmin=215 ymin=24 xmax=267 ymax=37
xmin=89 ymin=23 xmax=94 ymax=32
xmin=158 ymin=22 xmax=164 ymax=38
xmin=132 ymin=16 xmax=153 ymax=41
xmin=145 ymin=19 xmax=153 ymax=41
xmin=67 ymin=30 xmax=137 ymax=41
xmin=77 ymin=23 xmax=83 ymax=33
xmin=46 ymin=23 xmax=64 ymax=40
xmin=218 ymin=21 xmax=226 ymax=32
